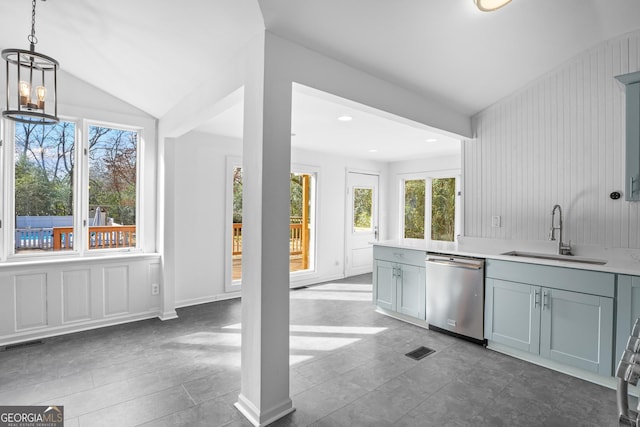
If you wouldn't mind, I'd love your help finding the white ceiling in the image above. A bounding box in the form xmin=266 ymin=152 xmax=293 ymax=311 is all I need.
xmin=2 ymin=0 xmax=639 ymax=161
xmin=196 ymin=85 xmax=462 ymax=161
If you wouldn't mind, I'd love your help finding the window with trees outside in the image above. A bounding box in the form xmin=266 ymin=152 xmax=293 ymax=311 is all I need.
xmin=12 ymin=120 xmax=139 ymax=255
xmin=230 ymin=166 xmax=315 ymax=282
xmin=403 ymin=176 xmax=458 ymax=242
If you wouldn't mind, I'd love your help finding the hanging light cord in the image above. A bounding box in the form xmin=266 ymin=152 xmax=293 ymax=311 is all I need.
xmin=28 ymin=0 xmax=39 ymax=50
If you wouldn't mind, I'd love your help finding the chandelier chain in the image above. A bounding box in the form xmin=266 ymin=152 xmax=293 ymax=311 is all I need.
xmin=28 ymin=0 xmax=39 ymax=46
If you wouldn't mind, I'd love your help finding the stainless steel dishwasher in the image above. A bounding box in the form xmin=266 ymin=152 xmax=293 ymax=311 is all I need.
xmin=425 ymin=254 xmax=485 ymax=343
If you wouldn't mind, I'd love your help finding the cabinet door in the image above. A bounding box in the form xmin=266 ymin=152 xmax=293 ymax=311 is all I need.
xmin=373 ymin=260 xmax=396 ymax=311
xmin=626 ymin=82 xmax=640 ymax=201
xmin=540 ymin=288 xmax=613 ymax=376
xmin=396 ymin=264 xmax=425 ymax=320
xmin=485 ymin=279 xmax=540 ymax=354
xmin=616 ymin=275 xmax=640 ymax=363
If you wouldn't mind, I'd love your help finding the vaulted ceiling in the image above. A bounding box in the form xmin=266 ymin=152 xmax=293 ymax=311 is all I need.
xmin=1 ymin=0 xmax=639 ymax=159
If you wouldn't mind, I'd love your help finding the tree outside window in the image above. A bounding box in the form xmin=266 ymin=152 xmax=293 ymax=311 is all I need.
xmin=431 ymin=178 xmax=456 ymax=242
xmin=404 ymin=179 xmax=425 ymax=239
xmin=14 ymin=121 xmax=75 ymax=252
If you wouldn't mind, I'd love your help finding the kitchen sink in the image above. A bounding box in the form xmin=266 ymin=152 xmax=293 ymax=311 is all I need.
xmin=501 ymin=251 xmax=607 ymax=265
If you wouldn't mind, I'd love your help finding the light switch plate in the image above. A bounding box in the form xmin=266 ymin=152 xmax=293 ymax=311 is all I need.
xmin=491 ymin=216 xmax=501 ymax=228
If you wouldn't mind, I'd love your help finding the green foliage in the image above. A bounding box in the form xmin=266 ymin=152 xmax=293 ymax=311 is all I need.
xmin=431 ymin=178 xmax=456 ymax=241
xmin=404 ymin=180 xmax=425 ymax=238
xmin=232 ymin=171 xmax=310 ymax=223
xmin=88 ymin=126 xmax=137 ymax=225
xmin=353 ymin=188 xmax=372 ymax=229
xmin=232 ymin=168 xmax=243 ymax=223
xmin=14 ymin=122 xmax=138 ymax=225
xmin=14 ymin=122 xmax=74 ymax=216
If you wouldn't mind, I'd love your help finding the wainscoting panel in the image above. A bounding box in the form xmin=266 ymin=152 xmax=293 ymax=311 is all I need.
xmin=464 ymin=30 xmax=640 ymax=249
xmin=104 ymin=265 xmax=130 ymax=316
xmin=14 ymin=273 xmax=47 ymax=331
xmin=62 ymin=269 xmax=91 ymax=323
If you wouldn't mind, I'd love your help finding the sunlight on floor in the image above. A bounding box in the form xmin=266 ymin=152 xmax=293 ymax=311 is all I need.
xmin=289 ymin=282 xmax=373 ymax=301
xmin=169 ymin=280 xmax=382 ymax=369
xmin=223 ymin=323 xmax=386 ymax=335
xmin=219 ymin=320 xmax=386 ymax=366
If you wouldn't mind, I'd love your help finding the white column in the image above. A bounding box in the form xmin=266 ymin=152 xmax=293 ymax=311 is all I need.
xmin=234 ymin=33 xmax=294 ymax=426
xmin=159 ymin=135 xmax=178 ymax=320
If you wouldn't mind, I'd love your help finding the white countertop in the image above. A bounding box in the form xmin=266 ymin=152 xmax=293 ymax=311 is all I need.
xmin=374 ymin=237 xmax=640 ymax=276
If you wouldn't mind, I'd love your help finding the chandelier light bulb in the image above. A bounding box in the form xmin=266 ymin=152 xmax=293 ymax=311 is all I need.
xmin=36 ymin=85 xmax=46 ymax=109
xmin=19 ymin=80 xmax=31 ymax=105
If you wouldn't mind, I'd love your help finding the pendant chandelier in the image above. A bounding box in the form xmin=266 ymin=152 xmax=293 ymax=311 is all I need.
xmin=474 ymin=0 xmax=512 ymax=12
xmin=2 ymin=0 xmax=59 ymax=125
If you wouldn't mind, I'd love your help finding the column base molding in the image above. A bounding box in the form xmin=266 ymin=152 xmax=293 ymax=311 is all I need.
xmin=235 ymin=394 xmax=295 ymax=427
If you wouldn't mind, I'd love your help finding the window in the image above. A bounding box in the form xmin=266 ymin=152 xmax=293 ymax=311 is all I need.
xmin=430 ymin=178 xmax=456 ymax=242
xmin=227 ymin=160 xmax=316 ymax=286
xmin=353 ymin=187 xmax=373 ymax=232
xmin=14 ymin=121 xmax=76 ymax=253
xmin=402 ymin=175 xmax=459 ymax=242
xmin=87 ymin=125 xmax=138 ymax=250
xmin=403 ymin=179 xmax=425 ymax=239
xmin=9 ymin=119 xmax=140 ymax=256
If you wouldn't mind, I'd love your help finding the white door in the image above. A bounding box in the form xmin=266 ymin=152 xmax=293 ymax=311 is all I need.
xmin=345 ymin=172 xmax=379 ymax=276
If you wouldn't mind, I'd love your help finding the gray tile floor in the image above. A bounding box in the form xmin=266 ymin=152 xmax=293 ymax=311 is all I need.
xmin=0 ymin=274 xmax=619 ymax=426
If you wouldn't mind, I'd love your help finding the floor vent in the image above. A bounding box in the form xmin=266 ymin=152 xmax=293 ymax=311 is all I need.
xmin=405 ymin=346 xmax=435 ymax=360
xmin=2 ymin=339 xmax=43 ymax=352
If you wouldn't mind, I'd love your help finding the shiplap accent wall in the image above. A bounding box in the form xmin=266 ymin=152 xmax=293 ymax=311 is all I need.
xmin=464 ymin=30 xmax=640 ymax=249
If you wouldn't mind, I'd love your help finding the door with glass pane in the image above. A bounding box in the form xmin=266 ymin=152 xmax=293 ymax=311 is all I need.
xmin=345 ymin=172 xmax=379 ymax=277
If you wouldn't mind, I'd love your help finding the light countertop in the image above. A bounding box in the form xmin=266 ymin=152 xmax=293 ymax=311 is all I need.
xmin=374 ymin=237 xmax=640 ymax=276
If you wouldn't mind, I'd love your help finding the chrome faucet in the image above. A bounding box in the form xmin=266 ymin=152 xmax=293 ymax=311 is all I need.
xmin=549 ymin=204 xmax=572 ymax=255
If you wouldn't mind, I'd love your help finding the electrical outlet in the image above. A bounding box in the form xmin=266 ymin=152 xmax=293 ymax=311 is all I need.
xmin=151 ymin=283 xmax=160 ymax=296
xmin=491 ymin=216 xmax=501 ymax=228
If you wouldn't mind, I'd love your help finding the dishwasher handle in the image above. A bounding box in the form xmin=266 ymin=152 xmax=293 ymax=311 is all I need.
xmin=426 ymin=257 xmax=484 ymax=270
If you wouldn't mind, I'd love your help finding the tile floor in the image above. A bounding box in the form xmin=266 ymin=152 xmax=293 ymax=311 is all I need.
xmin=0 ymin=274 xmax=620 ymax=426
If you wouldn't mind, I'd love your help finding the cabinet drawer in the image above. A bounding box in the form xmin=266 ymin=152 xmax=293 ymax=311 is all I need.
xmin=486 ymin=259 xmax=614 ymax=298
xmin=373 ymin=246 xmax=426 ymax=267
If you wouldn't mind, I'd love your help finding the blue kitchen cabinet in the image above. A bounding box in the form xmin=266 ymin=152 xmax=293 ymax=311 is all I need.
xmin=540 ymin=287 xmax=613 ymax=375
xmin=485 ymin=260 xmax=614 ymax=376
xmin=615 ymin=72 xmax=640 ymax=201
xmin=485 ymin=278 xmax=541 ymax=353
xmin=616 ymin=275 xmax=640 ymax=363
xmin=395 ymin=263 xmax=426 ymax=319
xmin=373 ymin=259 xmax=396 ymax=311
xmin=373 ymin=246 xmax=426 ymax=320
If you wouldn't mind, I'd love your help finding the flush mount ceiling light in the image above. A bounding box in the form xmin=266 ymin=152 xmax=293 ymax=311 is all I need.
xmin=474 ymin=0 xmax=512 ymax=12
xmin=337 ymin=115 xmax=353 ymax=122
xmin=2 ymin=0 xmax=59 ymax=125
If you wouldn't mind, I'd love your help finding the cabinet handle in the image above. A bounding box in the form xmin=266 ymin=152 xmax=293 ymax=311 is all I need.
xmin=397 ymin=267 xmax=402 ymax=280
xmin=543 ymin=290 xmax=550 ymax=310
xmin=534 ymin=289 xmax=540 ymax=308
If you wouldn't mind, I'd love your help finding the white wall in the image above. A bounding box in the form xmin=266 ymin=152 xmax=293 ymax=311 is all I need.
xmin=386 ymin=154 xmax=461 ymax=240
xmin=464 ymin=29 xmax=640 ymax=249
xmin=168 ymin=131 xmax=241 ymax=306
xmin=0 ymin=71 xmax=162 ymax=346
xmin=168 ymin=130 xmax=388 ymax=306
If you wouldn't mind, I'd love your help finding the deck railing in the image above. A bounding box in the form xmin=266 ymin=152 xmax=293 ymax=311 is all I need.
xmin=14 ymin=226 xmax=137 ymax=251
xmin=232 ymin=222 xmax=307 ymax=256
xmin=52 ymin=226 xmax=136 ymax=250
